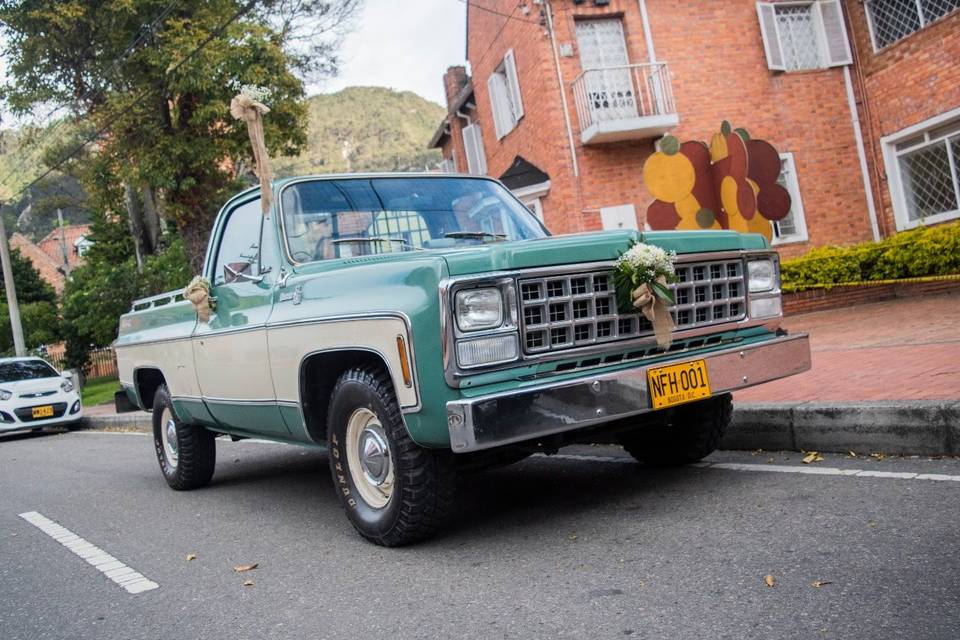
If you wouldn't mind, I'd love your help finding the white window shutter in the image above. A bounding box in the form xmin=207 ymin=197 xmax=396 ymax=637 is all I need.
xmin=756 ymin=2 xmax=785 ymax=71
xmin=815 ymin=0 xmax=852 ymax=67
xmin=503 ymin=49 xmax=524 ymax=121
xmin=487 ymin=74 xmax=508 ymax=140
xmin=462 ymin=124 xmax=487 ymax=175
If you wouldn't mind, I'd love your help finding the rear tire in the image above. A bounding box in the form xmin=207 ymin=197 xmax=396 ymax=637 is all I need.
xmin=620 ymin=394 xmax=732 ymax=466
xmin=327 ymin=365 xmax=456 ymax=546
xmin=152 ymin=384 xmax=216 ymax=490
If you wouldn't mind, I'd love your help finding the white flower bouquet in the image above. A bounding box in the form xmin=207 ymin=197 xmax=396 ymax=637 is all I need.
xmin=613 ymin=241 xmax=677 ymax=348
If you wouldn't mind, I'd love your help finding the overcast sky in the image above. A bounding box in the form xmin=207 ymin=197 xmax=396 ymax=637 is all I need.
xmin=310 ymin=0 xmax=467 ymax=106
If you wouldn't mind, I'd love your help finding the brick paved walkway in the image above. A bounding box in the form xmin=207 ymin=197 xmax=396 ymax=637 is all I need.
xmin=736 ymin=292 xmax=960 ymax=402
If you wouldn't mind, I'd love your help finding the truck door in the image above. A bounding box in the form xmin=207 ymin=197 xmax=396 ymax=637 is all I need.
xmin=192 ymin=196 xmax=289 ymax=435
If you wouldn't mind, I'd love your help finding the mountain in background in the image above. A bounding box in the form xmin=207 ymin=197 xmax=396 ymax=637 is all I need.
xmin=274 ymin=86 xmax=445 ymax=176
xmin=0 ymin=86 xmax=446 ymax=239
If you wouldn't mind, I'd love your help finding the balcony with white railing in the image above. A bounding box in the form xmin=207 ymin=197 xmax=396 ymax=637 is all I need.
xmin=572 ymin=62 xmax=679 ymax=145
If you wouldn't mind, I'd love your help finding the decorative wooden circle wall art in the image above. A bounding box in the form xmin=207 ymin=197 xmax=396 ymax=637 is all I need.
xmin=643 ymin=121 xmax=791 ymax=242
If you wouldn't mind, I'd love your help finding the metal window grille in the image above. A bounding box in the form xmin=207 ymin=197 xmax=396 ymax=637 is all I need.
xmin=866 ymin=0 xmax=960 ymax=49
xmin=775 ymin=5 xmax=822 ymax=71
xmin=897 ymin=133 xmax=960 ymax=221
xmin=774 ymin=158 xmax=800 ymax=237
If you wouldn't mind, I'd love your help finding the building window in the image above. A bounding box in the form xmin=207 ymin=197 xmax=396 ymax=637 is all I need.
xmin=439 ymin=156 xmax=457 ymax=173
xmin=462 ymin=123 xmax=487 ymax=175
xmin=757 ymin=1 xmax=852 ymax=71
xmin=771 ymin=153 xmax=809 ymax=245
xmin=865 ymin=0 xmax=959 ymax=50
xmin=884 ymin=110 xmax=960 ymax=230
xmin=487 ymin=49 xmax=524 ymax=140
xmin=522 ymin=198 xmax=544 ymax=224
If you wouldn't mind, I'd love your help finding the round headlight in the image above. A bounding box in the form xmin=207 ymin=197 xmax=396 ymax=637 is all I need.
xmin=0 ymin=389 xmax=11 ymax=401
xmin=61 ymin=379 xmax=75 ymax=393
xmin=455 ymin=288 xmax=504 ymax=332
xmin=748 ymin=259 xmax=776 ymax=293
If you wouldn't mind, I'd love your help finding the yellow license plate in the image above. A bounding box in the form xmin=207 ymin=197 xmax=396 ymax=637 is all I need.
xmin=32 ymin=405 xmax=54 ymax=419
xmin=648 ymin=359 xmax=712 ymax=410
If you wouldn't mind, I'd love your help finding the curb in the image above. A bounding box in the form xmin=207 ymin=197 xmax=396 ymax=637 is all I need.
xmin=723 ymin=401 xmax=960 ymax=455
xmin=81 ymin=401 xmax=960 ymax=456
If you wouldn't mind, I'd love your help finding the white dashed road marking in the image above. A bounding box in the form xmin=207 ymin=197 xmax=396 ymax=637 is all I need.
xmin=547 ymin=454 xmax=960 ymax=482
xmin=18 ymin=511 xmax=159 ymax=594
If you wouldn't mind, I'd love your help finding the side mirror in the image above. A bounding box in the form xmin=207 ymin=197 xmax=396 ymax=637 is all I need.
xmin=223 ymin=261 xmax=263 ymax=284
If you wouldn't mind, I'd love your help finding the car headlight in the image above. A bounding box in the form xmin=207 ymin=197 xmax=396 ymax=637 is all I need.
xmin=0 ymin=389 xmax=10 ymax=401
xmin=748 ymin=259 xmax=777 ymax=293
xmin=61 ymin=379 xmax=75 ymax=393
xmin=457 ymin=334 xmax=519 ymax=368
xmin=455 ymin=288 xmax=503 ymax=332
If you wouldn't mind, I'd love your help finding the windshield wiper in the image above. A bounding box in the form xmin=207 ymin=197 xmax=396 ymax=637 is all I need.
xmin=444 ymin=231 xmax=507 ymax=242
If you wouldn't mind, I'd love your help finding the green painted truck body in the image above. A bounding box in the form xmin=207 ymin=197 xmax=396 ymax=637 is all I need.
xmin=115 ymin=174 xmax=803 ymax=452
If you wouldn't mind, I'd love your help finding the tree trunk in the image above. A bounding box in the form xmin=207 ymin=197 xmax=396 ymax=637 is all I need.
xmin=179 ymin=219 xmax=209 ymax=274
xmin=123 ymin=182 xmax=145 ymax=271
xmin=140 ymin=184 xmax=162 ymax=254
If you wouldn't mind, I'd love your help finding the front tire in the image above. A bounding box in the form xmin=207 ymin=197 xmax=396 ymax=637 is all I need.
xmin=327 ymin=366 xmax=456 ymax=546
xmin=620 ymin=394 xmax=732 ymax=466
xmin=152 ymin=384 xmax=216 ymax=490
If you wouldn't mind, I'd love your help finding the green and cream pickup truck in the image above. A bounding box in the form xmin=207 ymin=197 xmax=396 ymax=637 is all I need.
xmin=115 ymin=173 xmax=811 ymax=546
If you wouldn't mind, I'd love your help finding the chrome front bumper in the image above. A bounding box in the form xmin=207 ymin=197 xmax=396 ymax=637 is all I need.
xmin=446 ymin=334 xmax=811 ymax=453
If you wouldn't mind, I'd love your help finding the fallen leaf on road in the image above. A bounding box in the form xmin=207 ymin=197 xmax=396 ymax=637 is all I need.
xmin=766 ymin=457 xmax=774 ymax=464
xmin=764 ymin=575 xmax=775 ymax=588
xmin=243 ymin=580 xmax=254 ymax=587
xmin=848 ymin=451 xmax=857 ymax=458
xmin=802 ymin=452 xmax=824 ymax=464
xmin=811 ymin=580 xmax=833 ymax=588
xmin=868 ymin=520 xmax=878 ymax=528
xmin=751 ymin=449 xmax=763 ymax=456
xmin=186 ymin=554 xmax=196 ymax=562
xmin=234 ymin=563 xmax=259 ymax=573
xmin=567 ymin=532 xmax=578 ymax=541
xmin=870 ymin=452 xmax=886 ymax=461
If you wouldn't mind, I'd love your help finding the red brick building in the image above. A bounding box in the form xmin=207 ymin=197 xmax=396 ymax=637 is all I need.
xmin=430 ymin=0 xmax=960 ymax=257
xmin=10 ymin=224 xmax=92 ymax=295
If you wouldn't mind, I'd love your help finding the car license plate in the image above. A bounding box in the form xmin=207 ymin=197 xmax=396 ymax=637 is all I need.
xmin=647 ymin=359 xmax=712 ymax=410
xmin=32 ymin=405 xmax=54 ymax=419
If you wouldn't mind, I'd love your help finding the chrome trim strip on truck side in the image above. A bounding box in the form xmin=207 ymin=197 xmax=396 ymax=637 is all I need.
xmin=445 ymin=333 xmax=810 ymax=453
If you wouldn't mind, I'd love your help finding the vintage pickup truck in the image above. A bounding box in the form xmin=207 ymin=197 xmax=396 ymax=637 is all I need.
xmin=116 ymin=173 xmax=811 ymax=545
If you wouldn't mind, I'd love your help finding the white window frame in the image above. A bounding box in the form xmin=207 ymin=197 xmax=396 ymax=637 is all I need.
xmin=771 ymin=152 xmax=810 ymax=245
xmin=487 ymin=49 xmax=524 ymax=140
xmin=600 ymin=203 xmax=639 ymax=231
xmin=461 ymin=123 xmax=487 ymax=176
xmin=439 ymin=155 xmax=457 ymax=174
xmin=881 ymin=105 xmax=960 ymax=231
xmin=511 ymin=180 xmax=551 ymax=225
xmin=864 ymin=0 xmax=960 ymax=51
xmin=756 ymin=1 xmax=852 ymax=71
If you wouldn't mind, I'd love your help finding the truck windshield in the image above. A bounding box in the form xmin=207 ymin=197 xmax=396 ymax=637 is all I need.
xmin=280 ymin=176 xmax=548 ymax=263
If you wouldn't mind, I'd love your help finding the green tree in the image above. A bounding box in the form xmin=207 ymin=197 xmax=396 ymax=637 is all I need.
xmin=0 ymin=0 xmax=360 ymax=268
xmin=1 ymin=248 xmax=57 ymax=305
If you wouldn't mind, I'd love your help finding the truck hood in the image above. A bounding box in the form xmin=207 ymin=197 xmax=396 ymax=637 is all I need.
xmin=440 ymin=230 xmax=769 ymax=276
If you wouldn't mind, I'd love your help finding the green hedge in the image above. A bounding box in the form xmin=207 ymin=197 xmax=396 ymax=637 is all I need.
xmin=781 ymin=222 xmax=960 ymax=292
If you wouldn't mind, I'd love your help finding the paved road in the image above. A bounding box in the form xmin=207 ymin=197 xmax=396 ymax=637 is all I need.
xmin=1 ymin=430 xmax=958 ymax=640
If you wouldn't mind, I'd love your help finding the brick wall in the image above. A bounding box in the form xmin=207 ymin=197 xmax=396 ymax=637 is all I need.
xmin=439 ymin=0 xmax=959 ymax=260
xmin=843 ymin=2 xmax=960 ymax=236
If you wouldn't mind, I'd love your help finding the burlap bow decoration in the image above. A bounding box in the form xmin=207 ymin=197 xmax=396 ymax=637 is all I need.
xmin=185 ymin=276 xmax=214 ymax=323
xmin=632 ymin=276 xmax=675 ymax=350
xmin=230 ymin=93 xmax=272 ymax=217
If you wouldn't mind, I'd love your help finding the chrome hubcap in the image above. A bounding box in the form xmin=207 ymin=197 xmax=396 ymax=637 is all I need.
xmin=160 ymin=409 xmax=179 ymax=468
xmin=346 ymin=408 xmax=394 ymax=509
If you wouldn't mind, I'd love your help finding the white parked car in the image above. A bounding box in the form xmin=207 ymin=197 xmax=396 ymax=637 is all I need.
xmin=0 ymin=357 xmax=83 ymax=433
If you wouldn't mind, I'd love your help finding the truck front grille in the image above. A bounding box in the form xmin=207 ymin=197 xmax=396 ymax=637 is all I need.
xmin=518 ymin=259 xmax=747 ymax=355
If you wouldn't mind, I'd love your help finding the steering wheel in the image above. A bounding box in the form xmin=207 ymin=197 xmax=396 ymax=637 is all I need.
xmin=291 ymin=249 xmax=314 ymax=263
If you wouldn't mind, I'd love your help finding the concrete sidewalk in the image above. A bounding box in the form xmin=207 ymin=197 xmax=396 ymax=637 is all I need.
xmin=80 ymin=293 xmax=960 ymax=454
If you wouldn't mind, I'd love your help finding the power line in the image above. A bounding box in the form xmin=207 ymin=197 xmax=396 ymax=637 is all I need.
xmin=2 ymin=0 xmax=258 ymax=205
xmin=0 ymin=0 xmax=182 ymax=193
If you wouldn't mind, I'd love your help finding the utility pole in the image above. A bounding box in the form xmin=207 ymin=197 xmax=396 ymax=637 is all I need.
xmin=0 ymin=209 xmax=26 ymax=356
xmin=57 ymin=208 xmax=71 ymax=278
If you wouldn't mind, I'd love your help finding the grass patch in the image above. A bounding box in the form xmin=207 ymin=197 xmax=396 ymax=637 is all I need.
xmin=82 ymin=376 xmax=120 ymax=407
